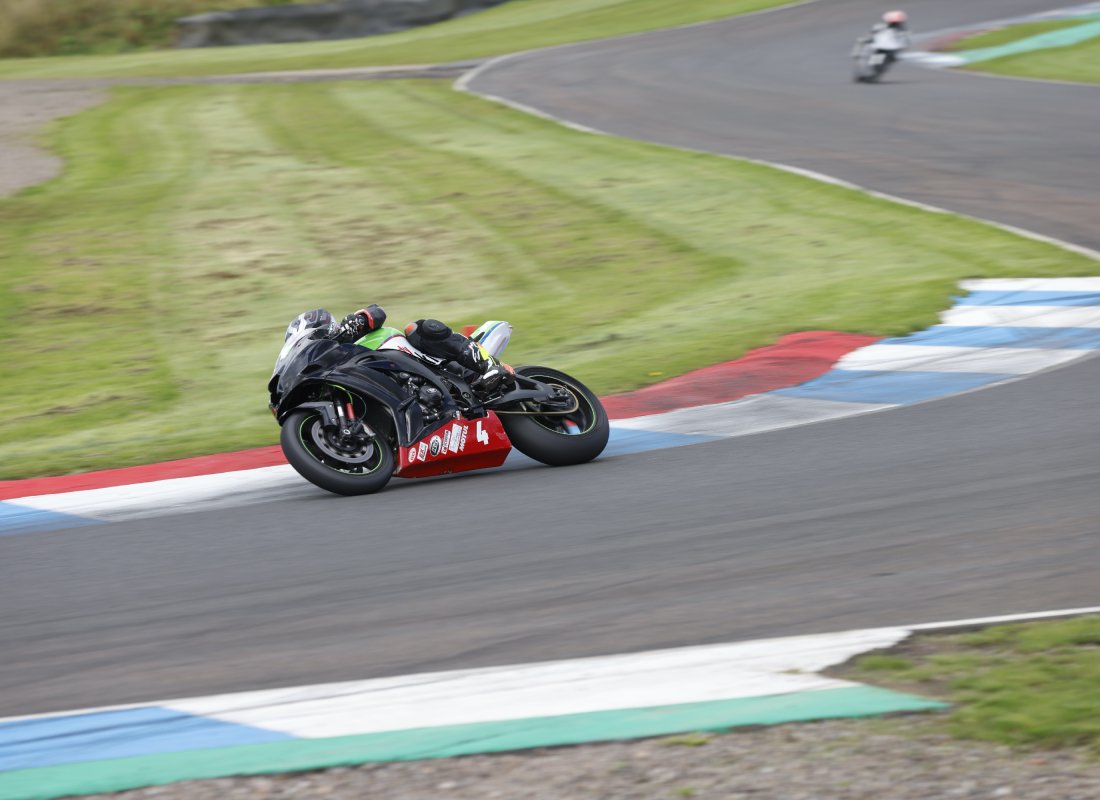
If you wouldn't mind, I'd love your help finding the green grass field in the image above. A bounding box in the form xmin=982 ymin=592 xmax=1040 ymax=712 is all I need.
xmin=949 ymin=18 xmax=1100 ymax=84
xmin=840 ymin=616 xmax=1100 ymax=753
xmin=0 ymin=80 xmax=1096 ymax=478
xmin=0 ymin=0 xmax=793 ymax=79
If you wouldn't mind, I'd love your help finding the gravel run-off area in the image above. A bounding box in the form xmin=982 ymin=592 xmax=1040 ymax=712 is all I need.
xmin=0 ymin=81 xmax=104 ymax=197
xmin=5 ymin=79 xmax=1100 ymax=798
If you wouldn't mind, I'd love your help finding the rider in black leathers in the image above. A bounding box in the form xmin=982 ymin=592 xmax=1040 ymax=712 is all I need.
xmin=328 ymin=304 xmax=510 ymax=391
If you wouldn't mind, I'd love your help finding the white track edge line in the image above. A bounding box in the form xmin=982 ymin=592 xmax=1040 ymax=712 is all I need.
xmin=909 ymin=605 xmax=1100 ymax=631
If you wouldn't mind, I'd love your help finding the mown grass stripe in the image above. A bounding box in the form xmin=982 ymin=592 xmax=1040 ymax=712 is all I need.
xmin=3 ymin=80 xmax=1097 ymax=479
xmin=0 ymin=686 xmax=944 ymax=800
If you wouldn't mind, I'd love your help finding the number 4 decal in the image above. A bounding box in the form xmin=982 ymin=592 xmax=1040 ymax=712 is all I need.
xmin=476 ymin=420 xmax=489 ymax=446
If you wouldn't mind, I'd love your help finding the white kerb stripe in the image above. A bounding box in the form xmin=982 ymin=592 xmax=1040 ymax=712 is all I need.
xmin=837 ymin=344 xmax=1085 ymax=374
xmin=8 ymin=465 xmax=304 ymax=520
xmin=941 ymin=305 xmax=1100 ymax=328
xmin=170 ymin=628 xmax=908 ymax=739
xmin=960 ymin=277 xmax=1100 ymax=292
xmin=610 ymin=394 xmax=893 ymax=436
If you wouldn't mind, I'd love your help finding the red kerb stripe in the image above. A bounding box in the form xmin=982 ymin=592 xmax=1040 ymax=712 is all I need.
xmin=0 ymin=447 xmax=288 ymax=500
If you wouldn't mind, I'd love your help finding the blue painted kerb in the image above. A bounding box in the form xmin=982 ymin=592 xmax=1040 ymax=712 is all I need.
xmin=0 ymin=707 xmax=293 ymax=772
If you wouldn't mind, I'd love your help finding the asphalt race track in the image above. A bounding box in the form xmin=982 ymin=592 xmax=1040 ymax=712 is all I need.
xmin=470 ymin=0 xmax=1100 ymax=251
xmin=3 ymin=0 xmax=1099 ymax=717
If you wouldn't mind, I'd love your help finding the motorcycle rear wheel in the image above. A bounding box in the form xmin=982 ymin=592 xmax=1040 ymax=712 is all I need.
xmin=500 ymin=366 xmax=609 ymax=466
xmin=281 ymin=409 xmax=394 ymax=496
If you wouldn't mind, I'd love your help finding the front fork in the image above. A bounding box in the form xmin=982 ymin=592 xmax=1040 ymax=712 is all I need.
xmin=295 ymin=399 xmax=376 ymax=439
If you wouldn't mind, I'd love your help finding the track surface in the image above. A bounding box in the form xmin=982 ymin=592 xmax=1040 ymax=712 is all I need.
xmin=471 ymin=0 xmax=1100 ymax=251
xmin=3 ymin=0 xmax=1099 ymax=716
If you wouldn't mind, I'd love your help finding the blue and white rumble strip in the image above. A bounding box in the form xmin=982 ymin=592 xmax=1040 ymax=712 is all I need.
xmin=617 ymin=278 xmax=1100 ymax=437
xmin=4 ymin=607 xmax=1099 ymax=800
xmin=3 ymin=278 xmax=1100 ymax=535
xmin=0 ymin=624 xmax=942 ymax=799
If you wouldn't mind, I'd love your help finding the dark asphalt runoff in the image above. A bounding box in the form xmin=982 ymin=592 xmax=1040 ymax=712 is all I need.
xmin=3 ymin=0 xmax=1099 ymax=716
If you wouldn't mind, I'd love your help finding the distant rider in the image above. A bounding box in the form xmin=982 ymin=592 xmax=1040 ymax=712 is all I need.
xmin=854 ymin=10 xmax=911 ymax=64
xmin=320 ymin=304 xmax=511 ymax=392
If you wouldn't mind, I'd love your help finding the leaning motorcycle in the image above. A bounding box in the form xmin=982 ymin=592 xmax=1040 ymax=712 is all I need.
xmin=268 ymin=313 xmax=610 ymax=495
xmin=852 ymin=40 xmax=895 ymax=83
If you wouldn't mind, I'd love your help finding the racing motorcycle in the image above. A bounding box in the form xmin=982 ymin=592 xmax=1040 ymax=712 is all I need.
xmin=851 ymin=40 xmax=897 ymax=83
xmin=268 ymin=312 xmax=610 ymax=495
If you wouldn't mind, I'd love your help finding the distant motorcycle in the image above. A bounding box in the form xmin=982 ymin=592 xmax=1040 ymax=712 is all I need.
xmin=851 ymin=39 xmax=897 ymax=83
xmin=268 ymin=313 xmax=609 ymax=495
xmin=851 ymin=19 xmax=907 ymax=83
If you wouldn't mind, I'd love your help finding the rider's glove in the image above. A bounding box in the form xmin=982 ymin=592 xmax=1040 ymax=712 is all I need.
xmin=336 ymin=304 xmax=386 ymax=342
xmin=337 ymin=314 xmax=369 ymax=341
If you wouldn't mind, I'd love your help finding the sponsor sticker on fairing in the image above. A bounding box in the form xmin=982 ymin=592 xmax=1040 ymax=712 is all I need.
xmin=429 ymin=436 xmax=442 ymax=457
xmin=449 ymin=423 xmax=463 ymax=453
xmin=417 ymin=442 xmax=429 ymax=461
xmin=442 ymin=429 xmax=452 ymax=452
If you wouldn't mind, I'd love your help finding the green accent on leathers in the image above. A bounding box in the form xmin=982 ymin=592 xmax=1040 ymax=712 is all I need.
xmin=354 ymin=326 xmax=404 ymax=350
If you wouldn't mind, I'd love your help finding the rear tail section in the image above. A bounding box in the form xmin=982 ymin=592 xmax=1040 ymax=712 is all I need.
xmin=470 ymin=321 xmax=512 ymax=359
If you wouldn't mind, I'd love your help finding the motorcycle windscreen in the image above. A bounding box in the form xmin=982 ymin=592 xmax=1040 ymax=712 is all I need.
xmin=273 ymin=310 xmax=336 ymax=376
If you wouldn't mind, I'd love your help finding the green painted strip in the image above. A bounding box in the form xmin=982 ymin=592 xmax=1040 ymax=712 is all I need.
xmin=956 ymin=18 xmax=1100 ymax=63
xmin=0 ymin=686 xmax=945 ymax=800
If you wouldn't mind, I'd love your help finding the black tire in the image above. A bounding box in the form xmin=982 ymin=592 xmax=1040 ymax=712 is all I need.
xmin=855 ymin=63 xmax=880 ymax=83
xmin=281 ymin=409 xmax=394 ymax=496
xmin=499 ymin=366 xmax=609 ymax=467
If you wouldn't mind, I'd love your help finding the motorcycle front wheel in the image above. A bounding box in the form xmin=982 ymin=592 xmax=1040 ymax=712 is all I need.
xmin=499 ymin=366 xmax=610 ymax=466
xmin=281 ymin=408 xmax=394 ymax=496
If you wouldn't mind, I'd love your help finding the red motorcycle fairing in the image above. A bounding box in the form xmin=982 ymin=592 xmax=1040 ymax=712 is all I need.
xmin=396 ymin=412 xmax=511 ymax=479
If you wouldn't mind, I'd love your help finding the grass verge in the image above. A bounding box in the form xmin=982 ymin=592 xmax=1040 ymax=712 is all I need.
xmin=945 ymin=17 xmax=1100 ymax=84
xmin=0 ymin=79 xmax=1096 ymax=478
xmin=965 ymin=36 xmax=1100 ymax=84
xmin=0 ymin=0 xmax=795 ymax=79
xmin=836 ymin=616 xmax=1100 ymax=753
